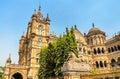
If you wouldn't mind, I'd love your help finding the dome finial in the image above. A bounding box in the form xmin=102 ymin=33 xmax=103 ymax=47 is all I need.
xmin=34 ymin=9 xmax=36 ymax=13
xmin=38 ymin=5 xmax=41 ymax=11
xmin=92 ymin=23 xmax=95 ymax=28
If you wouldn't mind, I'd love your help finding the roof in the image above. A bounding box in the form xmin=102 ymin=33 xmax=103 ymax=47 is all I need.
xmin=87 ymin=24 xmax=105 ymax=36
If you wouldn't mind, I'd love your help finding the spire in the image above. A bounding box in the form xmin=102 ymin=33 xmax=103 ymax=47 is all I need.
xmin=32 ymin=9 xmax=37 ymax=19
xmin=92 ymin=23 xmax=95 ymax=28
xmin=38 ymin=5 xmax=41 ymax=11
xmin=74 ymin=25 xmax=77 ymax=29
xmin=34 ymin=9 xmax=36 ymax=14
xmin=37 ymin=5 xmax=43 ymax=19
xmin=46 ymin=13 xmax=50 ymax=22
xmin=21 ymin=32 xmax=25 ymax=38
xmin=6 ymin=53 xmax=11 ymax=63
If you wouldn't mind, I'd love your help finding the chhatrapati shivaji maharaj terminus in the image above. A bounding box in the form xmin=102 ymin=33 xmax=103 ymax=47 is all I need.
xmin=3 ymin=6 xmax=120 ymax=79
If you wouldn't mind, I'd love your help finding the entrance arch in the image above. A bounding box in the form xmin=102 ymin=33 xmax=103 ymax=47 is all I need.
xmin=11 ymin=72 xmax=23 ymax=79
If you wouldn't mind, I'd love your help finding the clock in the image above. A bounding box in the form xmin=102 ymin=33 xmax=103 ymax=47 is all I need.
xmin=37 ymin=25 xmax=44 ymax=35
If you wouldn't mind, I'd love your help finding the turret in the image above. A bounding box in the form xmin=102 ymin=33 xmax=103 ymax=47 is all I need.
xmin=46 ymin=14 xmax=50 ymax=24
xmin=37 ymin=6 xmax=43 ymax=20
xmin=6 ymin=54 xmax=11 ymax=66
xmin=87 ymin=23 xmax=106 ymax=45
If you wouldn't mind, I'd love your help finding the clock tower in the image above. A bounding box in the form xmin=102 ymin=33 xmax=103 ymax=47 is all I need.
xmin=17 ymin=6 xmax=55 ymax=79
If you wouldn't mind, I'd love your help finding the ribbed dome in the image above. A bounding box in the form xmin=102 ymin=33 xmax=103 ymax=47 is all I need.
xmin=88 ymin=27 xmax=101 ymax=33
xmin=87 ymin=24 xmax=105 ymax=36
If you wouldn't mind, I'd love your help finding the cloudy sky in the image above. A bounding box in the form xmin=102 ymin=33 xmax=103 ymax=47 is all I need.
xmin=0 ymin=0 xmax=120 ymax=66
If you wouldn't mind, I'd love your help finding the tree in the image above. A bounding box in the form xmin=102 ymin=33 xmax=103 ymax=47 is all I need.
xmin=38 ymin=27 xmax=78 ymax=78
xmin=0 ymin=66 xmax=4 ymax=79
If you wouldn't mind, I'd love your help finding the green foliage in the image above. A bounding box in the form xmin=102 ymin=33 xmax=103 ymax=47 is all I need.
xmin=0 ymin=66 xmax=4 ymax=79
xmin=38 ymin=27 xmax=78 ymax=79
xmin=91 ymin=69 xmax=101 ymax=74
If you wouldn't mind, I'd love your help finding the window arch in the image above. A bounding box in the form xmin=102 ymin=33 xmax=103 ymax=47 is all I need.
xmin=104 ymin=61 xmax=107 ymax=67
xmin=101 ymin=36 xmax=104 ymax=44
xmin=94 ymin=36 xmax=97 ymax=45
xmin=36 ymin=53 xmax=40 ymax=65
xmin=108 ymin=48 xmax=111 ymax=53
xmin=102 ymin=48 xmax=105 ymax=53
xmin=96 ymin=61 xmax=99 ymax=68
xmin=88 ymin=50 xmax=90 ymax=55
xmin=111 ymin=47 xmax=114 ymax=52
xmin=94 ymin=48 xmax=97 ymax=54
xmin=100 ymin=61 xmax=103 ymax=67
xmin=38 ymin=38 xmax=42 ymax=47
xmin=83 ymin=48 xmax=86 ymax=53
xmin=98 ymin=36 xmax=101 ymax=44
xmin=91 ymin=38 xmax=93 ymax=45
xmin=114 ymin=46 xmax=117 ymax=51
xmin=117 ymin=57 xmax=120 ymax=66
xmin=118 ymin=45 xmax=120 ymax=50
xmin=111 ymin=59 xmax=116 ymax=67
xmin=98 ymin=48 xmax=101 ymax=54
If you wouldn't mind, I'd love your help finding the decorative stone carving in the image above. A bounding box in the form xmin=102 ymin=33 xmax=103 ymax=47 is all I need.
xmin=61 ymin=52 xmax=91 ymax=76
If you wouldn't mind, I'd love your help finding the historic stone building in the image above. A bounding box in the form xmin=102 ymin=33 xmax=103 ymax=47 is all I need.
xmin=3 ymin=7 xmax=120 ymax=79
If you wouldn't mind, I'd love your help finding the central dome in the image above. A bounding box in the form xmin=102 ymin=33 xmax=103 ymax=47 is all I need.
xmin=88 ymin=27 xmax=100 ymax=33
xmin=87 ymin=23 xmax=105 ymax=36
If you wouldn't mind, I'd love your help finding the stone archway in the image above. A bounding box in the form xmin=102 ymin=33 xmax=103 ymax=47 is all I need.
xmin=11 ymin=72 xmax=23 ymax=79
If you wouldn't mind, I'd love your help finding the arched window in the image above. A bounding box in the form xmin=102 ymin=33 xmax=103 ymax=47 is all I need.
xmin=83 ymin=48 xmax=86 ymax=53
xmin=117 ymin=57 xmax=120 ymax=66
xmin=118 ymin=45 xmax=120 ymax=50
xmin=111 ymin=59 xmax=116 ymax=67
xmin=88 ymin=50 xmax=90 ymax=55
xmin=36 ymin=53 xmax=40 ymax=65
xmin=101 ymin=36 xmax=104 ymax=44
xmin=94 ymin=48 xmax=97 ymax=54
xmin=38 ymin=38 xmax=42 ymax=47
xmin=100 ymin=61 xmax=103 ymax=68
xmin=115 ymin=76 xmax=119 ymax=79
xmin=79 ymin=48 xmax=82 ymax=51
xmin=98 ymin=48 xmax=101 ymax=54
xmin=114 ymin=46 xmax=117 ymax=51
xmin=104 ymin=61 xmax=107 ymax=67
xmin=98 ymin=36 xmax=101 ymax=44
xmin=91 ymin=38 xmax=93 ymax=45
xmin=111 ymin=47 xmax=114 ymax=52
xmin=102 ymin=48 xmax=105 ymax=53
xmin=94 ymin=36 xmax=97 ymax=45
xmin=96 ymin=61 xmax=99 ymax=68
xmin=108 ymin=48 xmax=111 ymax=53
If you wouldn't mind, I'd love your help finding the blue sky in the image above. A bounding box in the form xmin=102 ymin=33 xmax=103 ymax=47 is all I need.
xmin=0 ymin=0 xmax=120 ymax=66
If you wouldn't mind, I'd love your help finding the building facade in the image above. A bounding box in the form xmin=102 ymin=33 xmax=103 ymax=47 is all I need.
xmin=3 ymin=7 xmax=120 ymax=79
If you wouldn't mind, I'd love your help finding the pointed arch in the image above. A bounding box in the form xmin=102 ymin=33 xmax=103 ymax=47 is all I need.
xmin=94 ymin=36 xmax=97 ymax=45
xmin=102 ymin=48 xmax=105 ymax=53
xmin=118 ymin=45 xmax=120 ymax=50
xmin=111 ymin=59 xmax=116 ymax=67
xmin=117 ymin=57 xmax=120 ymax=66
xmin=104 ymin=61 xmax=107 ymax=67
xmin=108 ymin=48 xmax=111 ymax=53
xmin=111 ymin=47 xmax=114 ymax=52
xmin=94 ymin=48 xmax=97 ymax=54
xmin=36 ymin=53 xmax=40 ymax=65
xmin=100 ymin=61 xmax=103 ymax=68
xmin=96 ymin=61 xmax=99 ymax=68
xmin=98 ymin=48 xmax=101 ymax=54
xmin=114 ymin=46 xmax=117 ymax=51
xmin=98 ymin=36 xmax=101 ymax=44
